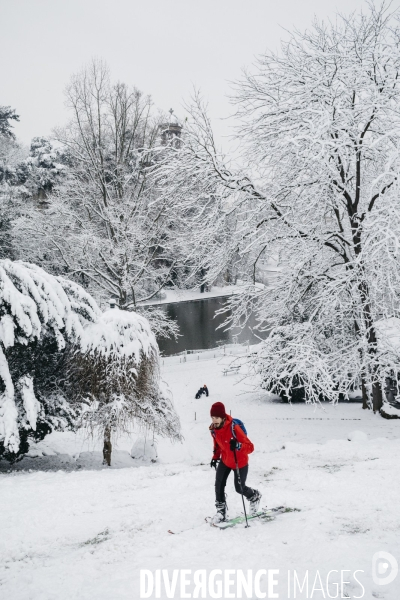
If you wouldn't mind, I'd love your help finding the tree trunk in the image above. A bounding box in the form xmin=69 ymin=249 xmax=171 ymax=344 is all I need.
xmin=357 ymin=277 xmax=383 ymax=412
xmin=361 ymin=378 xmax=370 ymax=410
xmin=103 ymin=426 xmax=112 ymax=466
xmin=371 ymin=381 xmax=383 ymax=413
xmin=365 ymin=325 xmax=383 ymax=413
xmin=200 ymin=267 xmax=207 ymax=293
xmin=119 ymin=286 xmax=127 ymax=309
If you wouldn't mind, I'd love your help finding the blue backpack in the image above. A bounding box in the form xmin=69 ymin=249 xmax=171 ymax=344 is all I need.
xmin=210 ymin=417 xmax=247 ymax=440
xmin=231 ymin=418 xmax=247 ymax=439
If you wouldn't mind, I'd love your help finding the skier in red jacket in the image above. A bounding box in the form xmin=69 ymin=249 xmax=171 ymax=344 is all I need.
xmin=209 ymin=401 xmax=261 ymax=523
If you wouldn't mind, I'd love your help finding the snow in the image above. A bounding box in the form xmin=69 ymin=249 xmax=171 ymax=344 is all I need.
xmin=381 ymin=402 xmax=400 ymax=419
xmin=139 ymin=285 xmax=242 ymax=306
xmin=20 ymin=375 xmax=40 ymax=431
xmin=0 ymin=314 xmax=15 ymax=348
xmin=0 ymin=344 xmax=18 ymax=452
xmin=131 ymin=436 xmax=158 ymax=462
xmin=1 ymin=353 xmax=400 ymax=599
xmin=81 ymin=308 xmax=157 ymax=361
xmin=347 ymin=430 xmax=368 ymax=442
xmin=375 ymin=316 xmax=400 ymax=356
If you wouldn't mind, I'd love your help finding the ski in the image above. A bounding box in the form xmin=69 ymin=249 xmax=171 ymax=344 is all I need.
xmin=167 ymin=517 xmax=212 ymax=535
xmin=207 ymin=506 xmax=299 ymax=529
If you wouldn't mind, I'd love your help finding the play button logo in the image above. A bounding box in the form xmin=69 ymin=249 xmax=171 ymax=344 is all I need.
xmin=372 ymin=551 xmax=398 ymax=586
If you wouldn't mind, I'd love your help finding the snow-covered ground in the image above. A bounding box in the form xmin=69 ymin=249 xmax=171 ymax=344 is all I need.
xmin=1 ymin=353 xmax=400 ymax=599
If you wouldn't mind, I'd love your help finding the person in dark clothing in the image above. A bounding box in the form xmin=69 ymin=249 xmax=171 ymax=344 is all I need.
xmin=209 ymin=401 xmax=261 ymax=523
xmin=195 ymin=384 xmax=209 ymax=399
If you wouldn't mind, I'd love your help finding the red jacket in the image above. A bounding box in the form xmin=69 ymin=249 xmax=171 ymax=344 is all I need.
xmin=210 ymin=414 xmax=254 ymax=469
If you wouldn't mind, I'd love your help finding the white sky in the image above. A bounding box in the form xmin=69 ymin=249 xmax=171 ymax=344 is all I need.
xmin=1 ymin=0 xmax=370 ymax=149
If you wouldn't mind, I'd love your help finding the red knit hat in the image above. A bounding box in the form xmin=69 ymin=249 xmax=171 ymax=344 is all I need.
xmin=210 ymin=402 xmax=226 ymax=419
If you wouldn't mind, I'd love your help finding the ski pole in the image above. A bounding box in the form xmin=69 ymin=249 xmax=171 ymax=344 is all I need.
xmin=233 ymin=447 xmax=249 ymax=528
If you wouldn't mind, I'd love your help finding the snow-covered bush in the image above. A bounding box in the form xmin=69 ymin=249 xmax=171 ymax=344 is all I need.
xmin=249 ymin=323 xmax=342 ymax=404
xmin=0 ymin=259 xmax=181 ymax=463
xmin=251 ymin=316 xmax=400 ymax=406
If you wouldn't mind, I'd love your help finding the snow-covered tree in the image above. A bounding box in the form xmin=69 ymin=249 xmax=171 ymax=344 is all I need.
xmin=21 ymin=137 xmax=67 ymax=200
xmin=14 ymin=62 xmax=179 ymax=315
xmin=0 ymin=259 xmax=99 ymax=459
xmin=0 ymin=106 xmax=30 ymax=260
xmin=0 ymin=135 xmax=26 ymax=184
xmin=156 ymin=3 xmax=400 ymax=412
xmin=65 ymin=307 xmax=181 ymax=465
xmin=0 ymin=260 xmax=181 ymax=462
xmin=0 ymin=106 xmax=19 ymax=139
xmin=0 ymin=132 xmax=67 ymax=261
xmin=1 ymin=136 xmax=67 ymax=197
xmin=0 ymin=136 xmax=28 ymax=259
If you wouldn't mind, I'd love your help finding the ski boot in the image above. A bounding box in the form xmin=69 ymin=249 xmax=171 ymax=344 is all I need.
xmin=211 ymin=500 xmax=227 ymax=524
xmin=249 ymin=490 xmax=262 ymax=515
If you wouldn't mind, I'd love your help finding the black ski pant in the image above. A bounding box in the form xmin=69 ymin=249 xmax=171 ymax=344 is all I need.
xmin=215 ymin=460 xmax=254 ymax=503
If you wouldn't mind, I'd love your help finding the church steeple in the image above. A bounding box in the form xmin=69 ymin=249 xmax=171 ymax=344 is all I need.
xmin=160 ymin=109 xmax=182 ymax=148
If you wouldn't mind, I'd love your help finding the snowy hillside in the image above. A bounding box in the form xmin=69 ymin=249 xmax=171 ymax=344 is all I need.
xmin=1 ymin=353 xmax=399 ymax=599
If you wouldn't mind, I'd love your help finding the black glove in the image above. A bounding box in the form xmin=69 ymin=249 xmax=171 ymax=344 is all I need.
xmin=230 ymin=438 xmax=242 ymax=451
xmin=210 ymin=458 xmax=219 ymax=469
